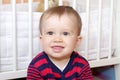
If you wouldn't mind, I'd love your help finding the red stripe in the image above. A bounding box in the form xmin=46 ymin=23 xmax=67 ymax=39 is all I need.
xmin=27 ymin=76 xmax=42 ymax=80
xmin=34 ymin=58 xmax=48 ymax=68
xmin=27 ymin=67 xmax=42 ymax=78
xmin=33 ymin=52 xmax=43 ymax=60
xmin=72 ymin=57 xmax=87 ymax=65
xmin=41 ymin=68 xmax=52 ymax=76
xmin=53 ymin=72 xmax=61 ymax=78
xmin=65 ymin=66 xmax=82 ymax=77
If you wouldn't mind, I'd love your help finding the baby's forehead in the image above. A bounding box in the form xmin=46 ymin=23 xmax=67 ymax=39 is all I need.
xmin=44 ymin=14 xmax=77 ymax=25
xmin=42 ymin=15 xmax=78 ymax=31
xmin=43 ymin=14 xmax=77 ymax=22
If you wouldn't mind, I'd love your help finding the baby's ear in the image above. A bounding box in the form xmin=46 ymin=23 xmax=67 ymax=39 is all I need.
xmin=75 ymin=36 xmax=82 ymax=51
xmin=77 ymin=36 xmax=82 ymax=46
xmin=39 ymin=34 xmax=42 ymax=39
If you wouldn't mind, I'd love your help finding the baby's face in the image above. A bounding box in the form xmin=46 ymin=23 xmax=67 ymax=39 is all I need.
xmin=40 ymin=14 xmax=82 ymax=60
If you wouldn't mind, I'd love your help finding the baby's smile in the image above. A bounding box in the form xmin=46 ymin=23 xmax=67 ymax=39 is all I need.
xmin=51 ymin=45 xmax=64 ymax=53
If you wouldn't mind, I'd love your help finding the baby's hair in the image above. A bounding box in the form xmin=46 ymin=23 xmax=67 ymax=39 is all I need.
xmin=39 ymin=6 xmax=82 ymax=35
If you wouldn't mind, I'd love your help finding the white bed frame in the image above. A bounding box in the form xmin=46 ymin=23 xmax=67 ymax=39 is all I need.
xmin=0 ymin=0 xmax=120 ymax=79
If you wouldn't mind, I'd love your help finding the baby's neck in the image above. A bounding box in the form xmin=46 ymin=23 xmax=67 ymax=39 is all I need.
xmin=49 ymin=56 xmax=70 ymax=71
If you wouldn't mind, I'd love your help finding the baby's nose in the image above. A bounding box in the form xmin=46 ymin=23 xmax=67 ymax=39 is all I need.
xmin=54 ymin=35 xmax=63 ymax=42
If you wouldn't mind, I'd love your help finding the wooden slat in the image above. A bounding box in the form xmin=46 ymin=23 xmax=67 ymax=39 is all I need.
xmin=12 ymin=0 xmax=17 ymax=71
xmin=28 ymin=0 xmax=33 ymax=61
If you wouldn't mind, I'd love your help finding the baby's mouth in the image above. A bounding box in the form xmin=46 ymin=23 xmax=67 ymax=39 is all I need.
xmin=51 ymin=46 xmax=64 ymax=52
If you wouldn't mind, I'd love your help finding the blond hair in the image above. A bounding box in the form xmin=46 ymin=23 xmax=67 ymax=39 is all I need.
xmin=39 ymin=6 xmax=82 ymax=35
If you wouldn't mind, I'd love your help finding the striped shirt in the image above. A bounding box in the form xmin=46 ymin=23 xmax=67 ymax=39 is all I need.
xmin=27 ymin=51 xmax=93 ymax=80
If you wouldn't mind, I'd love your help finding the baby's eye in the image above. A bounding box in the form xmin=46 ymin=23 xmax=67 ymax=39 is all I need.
xmin=47 ymin=31 xmax=54 ymax=35
xmin=63 ymin=32 xmax=70 ymax=36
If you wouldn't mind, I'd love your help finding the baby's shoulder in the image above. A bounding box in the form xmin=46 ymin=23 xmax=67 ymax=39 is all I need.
xmin=72 ymin=51 xmax=89 ymax=66
xmin=29 ymin=52 xmax=48 ymax=68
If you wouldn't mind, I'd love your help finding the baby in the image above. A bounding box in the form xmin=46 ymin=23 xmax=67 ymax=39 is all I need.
xmin=27 ymin=6 xmax=93 ymax=80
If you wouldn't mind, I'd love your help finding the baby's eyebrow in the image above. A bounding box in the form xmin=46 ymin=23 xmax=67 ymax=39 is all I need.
xmin=62 ymin=29 xmax=74 ymax=32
